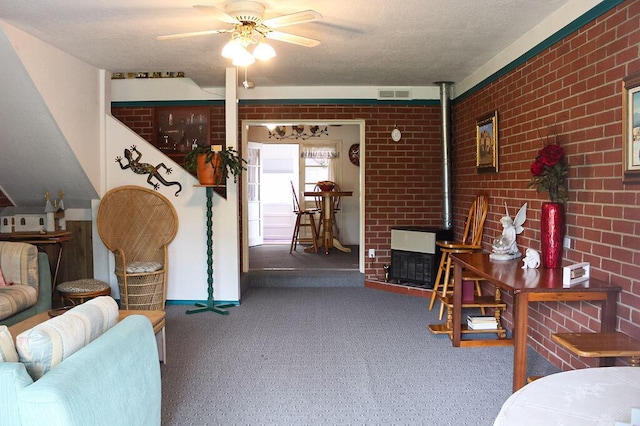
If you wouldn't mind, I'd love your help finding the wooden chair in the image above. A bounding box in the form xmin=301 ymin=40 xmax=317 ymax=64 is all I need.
xmin=97 ymin=185 xmax=178 ymax=310
xmin=429 ymin=194 xmax=489 ymax=320
xmin=290 ymin=182 xmax=318 ymax=253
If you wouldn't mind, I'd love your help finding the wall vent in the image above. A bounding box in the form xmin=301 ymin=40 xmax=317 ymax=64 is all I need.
xmin=377 ymin=89 xmax=412 ymax=100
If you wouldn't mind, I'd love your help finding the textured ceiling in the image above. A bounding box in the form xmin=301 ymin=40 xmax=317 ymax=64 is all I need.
xmin=0 ymin=0 xmax=576 ymax=88
xmin=0 ymin=0 xmax=603 ymax=210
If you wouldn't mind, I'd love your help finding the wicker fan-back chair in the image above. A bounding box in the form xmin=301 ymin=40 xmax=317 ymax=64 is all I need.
xmin=97 ymin=185 xmax=178 ymax=310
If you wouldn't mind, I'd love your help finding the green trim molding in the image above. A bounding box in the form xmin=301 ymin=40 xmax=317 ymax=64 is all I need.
xmin=455 ymin=0 xmax=625 ymax=101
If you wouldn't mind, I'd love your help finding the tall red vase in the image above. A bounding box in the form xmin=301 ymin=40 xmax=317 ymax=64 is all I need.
xmin=540 ymin=202 xmax=565 ymax=269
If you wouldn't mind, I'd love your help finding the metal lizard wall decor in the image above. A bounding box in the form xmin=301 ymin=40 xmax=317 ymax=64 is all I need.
xmin=116 ymin=145 xmax=182 ymax=196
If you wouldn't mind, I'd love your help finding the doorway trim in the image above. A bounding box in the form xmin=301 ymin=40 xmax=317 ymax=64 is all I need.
xmin=241 ymin=119 xmax=365 ymax=273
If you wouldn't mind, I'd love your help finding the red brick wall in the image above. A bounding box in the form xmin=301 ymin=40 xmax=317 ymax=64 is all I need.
xmin=112 ymin=103 xmax=444 ymax=279
xmin=453 ymin=1 xmax=640 ymax=369
xmin=239 ymin=104 xmax=444 ymax=277
xmin=111 ymin=106 xmax=226 ymax=145
xmin=111 ymin=107 xmax=154 ymax=143
xmin=111 ymin=1 xmax=640 ymax=371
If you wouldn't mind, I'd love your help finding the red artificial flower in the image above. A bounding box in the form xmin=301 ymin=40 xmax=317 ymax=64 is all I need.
xmin=528 ymin=127 xmax=569 ymax=203
xmin=530 ymin=159 xmax=545 ymax=176
xmin=538 ymin=143 xmax=564 ymax=166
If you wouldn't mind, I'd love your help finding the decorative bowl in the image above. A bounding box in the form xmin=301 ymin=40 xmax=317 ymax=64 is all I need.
xmin=316 ymin=181 xmax=335 ymax=191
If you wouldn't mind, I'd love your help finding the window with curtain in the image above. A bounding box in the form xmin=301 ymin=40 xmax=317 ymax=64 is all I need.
xmin=300 ymin=142 xmax=339 ymax=196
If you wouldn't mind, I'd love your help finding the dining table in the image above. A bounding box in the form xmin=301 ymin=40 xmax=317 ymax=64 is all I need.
xmin=303 ymin=190 xmax=352 ymax=254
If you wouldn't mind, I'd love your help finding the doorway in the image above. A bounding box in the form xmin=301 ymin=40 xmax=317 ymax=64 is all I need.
xmin=241 ymin=120 xmax=365 ymax=273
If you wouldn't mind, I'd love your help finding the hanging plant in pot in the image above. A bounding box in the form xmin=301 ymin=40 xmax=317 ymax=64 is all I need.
xmin=184 ymin=145 xmax=247 ymax=186
xmin=528 ymin=125 xmax=569 ymax=269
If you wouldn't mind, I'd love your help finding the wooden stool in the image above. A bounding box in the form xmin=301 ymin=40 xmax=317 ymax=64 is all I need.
xmin=57 ymin=279 xmax=111 ymax=306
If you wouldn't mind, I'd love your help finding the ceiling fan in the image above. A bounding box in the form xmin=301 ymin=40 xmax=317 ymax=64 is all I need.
xmin=157 ymin=1 xmax=322 ymax=66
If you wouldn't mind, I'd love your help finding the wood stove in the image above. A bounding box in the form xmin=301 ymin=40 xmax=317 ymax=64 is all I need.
xmin=389 ymin=226 xmax=452 ymax=288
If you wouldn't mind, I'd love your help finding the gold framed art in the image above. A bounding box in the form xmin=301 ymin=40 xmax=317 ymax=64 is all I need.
xmin=476 ymin=111 xmax=498 ymax=173
xmin=622 ymin=72 xmax=640 ymax=184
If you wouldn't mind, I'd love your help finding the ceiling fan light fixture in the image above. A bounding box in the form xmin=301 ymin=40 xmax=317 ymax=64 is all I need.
xmin=159 ymin=3 xmax=323 ymax=68
xmin=221 ymin=39 xmax=244 ymax=59
xmin=232 ymin=48 xmax=256 ymax=66
xmin=253 ymin=40 xmax=276 ymax=61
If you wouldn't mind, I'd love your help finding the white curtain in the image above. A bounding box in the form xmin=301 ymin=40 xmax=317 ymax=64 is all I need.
xmin=300 ymin=144 xmax=339 ymax=181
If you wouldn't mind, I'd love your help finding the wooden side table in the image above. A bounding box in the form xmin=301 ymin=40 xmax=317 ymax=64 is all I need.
xmin=119 ymin=310 xmax=166 ymax=364
xmin=446 ymin=252 xmax=621 ymax=392
xmin=552 ymin=332 xmax=640 ymax=367
xmin=0 ymin=230 xmax=71 ymax=291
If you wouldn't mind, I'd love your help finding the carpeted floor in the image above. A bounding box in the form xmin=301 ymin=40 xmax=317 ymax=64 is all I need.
xmin=249 ymin=244 xmax=359 ymax=270
xmin=160 ymin=287 xmax=559 ymax=425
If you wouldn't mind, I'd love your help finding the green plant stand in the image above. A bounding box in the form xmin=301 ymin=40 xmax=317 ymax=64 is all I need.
xmin=186 ymin=186 xmax=235 ymax=315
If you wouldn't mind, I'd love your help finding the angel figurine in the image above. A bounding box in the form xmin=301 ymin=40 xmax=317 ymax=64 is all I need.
xmin=491 ymin=202 xmax=527 ymax=260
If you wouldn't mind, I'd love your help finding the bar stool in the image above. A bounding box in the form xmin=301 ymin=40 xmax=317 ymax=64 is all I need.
xmin=57 ymin=279 xmax=111 ymax=306
xmin=429 ymin=194 xmax=489 ymax=320
xmin=290 ymin=181 xmax=318 ymax=253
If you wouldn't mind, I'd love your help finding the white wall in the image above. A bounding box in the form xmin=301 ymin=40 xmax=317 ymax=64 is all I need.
xmin=1 ymin=22 xmax=102 ymax=194
xmin=1 ymin=24 xmax=242 ymax=304
xmin=101 ymin=117 xmax=240 ymax=302
xmin=105 ymin=76 xmax=245 ymax=304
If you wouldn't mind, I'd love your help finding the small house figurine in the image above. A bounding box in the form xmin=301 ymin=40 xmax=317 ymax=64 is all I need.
xmin=55 ymin=191 xmax=66 ymax=231
xmin=44 ymin=192 xmax=56 ymax=232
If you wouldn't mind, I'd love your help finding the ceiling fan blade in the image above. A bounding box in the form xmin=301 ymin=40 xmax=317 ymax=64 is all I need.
xmin=262 ymin=10 xmax=322 ymax=29
xmin=193 ymin=5 xmax=240 ymax=25
xmin=157 ymin=29 xmax=231 ymax=41
xmin=265 ymin=31 xmax=320 ymax=47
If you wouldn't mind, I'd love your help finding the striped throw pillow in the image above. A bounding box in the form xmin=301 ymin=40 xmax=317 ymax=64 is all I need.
xmin=0 ymin=325 xmax=18 ymax=362
xmin=15 ymin=296 xmax=119 ymax=379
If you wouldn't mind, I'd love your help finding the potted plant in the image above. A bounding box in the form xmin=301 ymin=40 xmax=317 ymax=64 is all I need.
xmin=184 ymin=145 xmax=247 ymax=186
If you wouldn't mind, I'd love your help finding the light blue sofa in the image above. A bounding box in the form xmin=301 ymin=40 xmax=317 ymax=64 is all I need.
xmin=0 ymin=315 xmax=161 ymax=426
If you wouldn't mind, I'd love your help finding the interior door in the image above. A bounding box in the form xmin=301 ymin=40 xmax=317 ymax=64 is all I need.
xmin=247 ymin=142 xmax=263 ymax=247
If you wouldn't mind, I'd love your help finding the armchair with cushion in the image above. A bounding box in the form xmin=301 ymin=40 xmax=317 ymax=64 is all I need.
xmin=0 ymin=242 xmax=52 ymax=326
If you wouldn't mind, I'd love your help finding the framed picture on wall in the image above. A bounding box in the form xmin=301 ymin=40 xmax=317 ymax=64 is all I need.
xmin=476 ymin=111 xmax=498 ymax=173
xmin=622 ymin=72 xmax=640 ymax=184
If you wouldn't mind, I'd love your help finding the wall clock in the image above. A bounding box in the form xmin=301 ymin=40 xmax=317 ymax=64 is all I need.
xmin=348 ymin=143 xmax=360 ymax=166
xmin=391 ymin=126 xmax=402 ymax=142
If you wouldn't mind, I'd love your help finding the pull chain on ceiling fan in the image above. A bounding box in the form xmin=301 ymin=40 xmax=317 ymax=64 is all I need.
xmin=157 ymin=1 xmax=322 ymax=67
